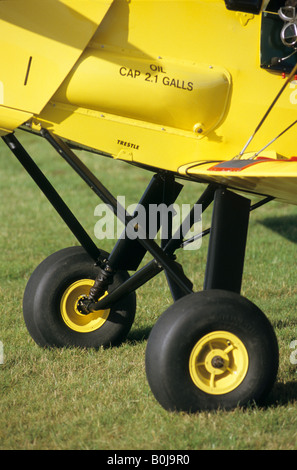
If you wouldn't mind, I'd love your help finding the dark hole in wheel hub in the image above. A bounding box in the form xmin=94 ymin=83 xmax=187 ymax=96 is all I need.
xmin=211 ymin=355 xmax=225 ymax=369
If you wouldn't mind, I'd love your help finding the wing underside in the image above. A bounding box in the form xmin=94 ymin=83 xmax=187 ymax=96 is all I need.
xmin=178 ymin=157 xmax=297 ymax=205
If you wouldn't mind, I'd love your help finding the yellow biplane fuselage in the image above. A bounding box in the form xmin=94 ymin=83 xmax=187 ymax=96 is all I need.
xmin=1 ymin=0 xmax=297 ymax=202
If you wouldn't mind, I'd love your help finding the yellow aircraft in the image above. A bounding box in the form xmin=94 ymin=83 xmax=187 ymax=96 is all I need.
xmin=1 ymin=0 xmax=297 ymax=413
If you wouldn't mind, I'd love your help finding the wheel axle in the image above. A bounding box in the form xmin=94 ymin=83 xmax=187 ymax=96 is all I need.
xmin=211 ymin=355 xmax=225 ymax=369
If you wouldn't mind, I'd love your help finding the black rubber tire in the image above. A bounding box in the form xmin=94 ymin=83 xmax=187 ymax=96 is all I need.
xmin=145 ymin=290 xmax=279 ymax=413
xmin=23 ymin=246 xmax=136 ymax=348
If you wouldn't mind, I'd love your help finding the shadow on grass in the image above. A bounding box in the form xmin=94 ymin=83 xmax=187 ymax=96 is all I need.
xmin=268 ymin=380 xmax=297 ymax=407
xmin=127 ymin=326 xmax=152 ymax=343
xmin=259 ymin=215 xmax=297 ymax=244
xmin=273 ymin=318 xmax=297 ymax=329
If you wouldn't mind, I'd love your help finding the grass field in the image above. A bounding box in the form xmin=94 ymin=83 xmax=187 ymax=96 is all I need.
xmin=0 ymin=130 xmax=297 ymax=450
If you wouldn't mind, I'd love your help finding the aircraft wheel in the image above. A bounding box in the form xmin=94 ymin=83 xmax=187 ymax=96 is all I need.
xmin=23 ymin=246 xmax=136 ymax=348
xmin=145 ymin=290 xmax=278 ymax=412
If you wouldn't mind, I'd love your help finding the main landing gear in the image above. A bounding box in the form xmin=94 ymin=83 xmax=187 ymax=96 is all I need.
xmin=2 ymin=131 xmax=279 ymax=412
xmin=23 ymin=246 xmax=136 ymax=348
xmin=145 ymin=290 xmax=278 ymax=412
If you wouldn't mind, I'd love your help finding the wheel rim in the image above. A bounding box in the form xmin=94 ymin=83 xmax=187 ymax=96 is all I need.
xmin=60 ymin=279 xmax=110 ymax=333
xmin=189 ymin=331 xmax=249 ymax=395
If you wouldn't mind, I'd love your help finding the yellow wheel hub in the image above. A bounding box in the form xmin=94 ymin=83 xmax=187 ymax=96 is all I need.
xmin=60 ymin=279 xmax=110 ymax=333
xmin=189 ymin=331 xmax=249 ymax=395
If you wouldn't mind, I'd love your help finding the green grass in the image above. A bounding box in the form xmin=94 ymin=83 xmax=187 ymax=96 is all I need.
xmin=0 ymin=131 xmax=297 ymax=450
